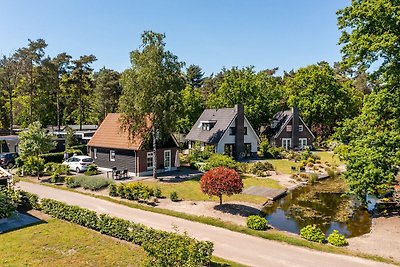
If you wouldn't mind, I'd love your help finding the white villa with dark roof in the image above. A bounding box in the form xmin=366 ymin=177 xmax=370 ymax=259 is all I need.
xmin=186 ymin=104 xmax=260 ymax=159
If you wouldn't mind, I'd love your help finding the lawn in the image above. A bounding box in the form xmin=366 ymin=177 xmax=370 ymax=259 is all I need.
xmin=0 ymin=214 xmax=244 ymax=267
xmin=0 ymin=217 xmax=147 ymax=267
xmin=314 ymin=151 xmax=343 ymax=166
xmin=138 ymin=175 xmax=283 ymax=204
xmin=266 ymin=159 xmax=298 ymax=174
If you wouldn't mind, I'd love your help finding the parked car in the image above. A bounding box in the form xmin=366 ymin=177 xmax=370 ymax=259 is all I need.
xmin=0 ymin=153 xmax=19 ymax=168
xmin=62 ymin=155 xmax=94 ymax=173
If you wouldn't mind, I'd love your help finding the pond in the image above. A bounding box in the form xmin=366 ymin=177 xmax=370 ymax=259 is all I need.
xmin=261 ymin=177 xmax=375 ymax=237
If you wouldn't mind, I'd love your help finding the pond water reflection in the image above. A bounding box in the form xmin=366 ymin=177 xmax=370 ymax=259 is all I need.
xmin=261 ymin=177 xmax=374 ymax=237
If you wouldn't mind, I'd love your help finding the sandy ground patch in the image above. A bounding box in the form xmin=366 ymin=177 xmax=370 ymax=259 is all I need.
xmin=157 ymin=198 xmax=261 ymax=226
xmin=347 ymin=216 xmax=400 ymax=262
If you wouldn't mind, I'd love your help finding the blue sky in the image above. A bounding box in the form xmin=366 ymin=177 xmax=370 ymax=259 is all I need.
xmin=0 ymin=1 xmax=349 ymax=75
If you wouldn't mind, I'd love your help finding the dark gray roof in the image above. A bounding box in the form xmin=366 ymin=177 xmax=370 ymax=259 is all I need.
xmin=186 ymin=107 xmax=237 ymax=144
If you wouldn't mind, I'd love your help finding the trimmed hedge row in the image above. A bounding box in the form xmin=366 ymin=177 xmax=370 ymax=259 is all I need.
xmin=19 ymin=191 xmax=214 ymax=266
xmin=40 ymin=149 xmax=83 ymax=163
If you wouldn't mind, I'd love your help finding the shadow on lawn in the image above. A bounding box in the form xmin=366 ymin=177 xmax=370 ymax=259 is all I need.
xmin=214 ymin=203 xmax=260 ymax=217
xmin=0 ymin=212 xmax=46 ymax=234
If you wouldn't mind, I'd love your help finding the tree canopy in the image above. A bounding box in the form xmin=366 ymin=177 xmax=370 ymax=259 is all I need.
xmin=335 ymin=0 xmax=400 ymax=198
xmin=119 ymin=31 xmax=185 ymax=178
xmin=284 ymin=62 xmax=363 ymax=138
xmin=18 ymin=121 xmax=56 ymax=158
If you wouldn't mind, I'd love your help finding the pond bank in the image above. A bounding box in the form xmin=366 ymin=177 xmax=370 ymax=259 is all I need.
xmin=348 ymin=216 xmax=400 ymax=262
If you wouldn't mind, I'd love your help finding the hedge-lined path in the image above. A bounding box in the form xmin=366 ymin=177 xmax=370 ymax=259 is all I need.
xmin=18 ymin=181 xmax=394 ymax=267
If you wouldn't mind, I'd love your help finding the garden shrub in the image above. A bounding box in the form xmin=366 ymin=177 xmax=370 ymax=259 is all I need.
xmin=267 ymin=147 xmax=285 ymax=159
xmin=250 ymin=161 xmax=274 ymax=176
xmin=84 ymin=164 xmax=98 ymax=176
xmin=203 ymin=154 xmax=237 ymax=171
xmin=308 ymin=173 xmax=318 ymax=184
xmin=327 ymin=230 xmax=348 ymax=246
xmin=44 ymin=162 xmax=70 ymax=176
xmin=23 ymin=156 xmax=45 ymax=177
xmin=170 ymin=191 xmax=179 ymax=201
xmin=246 ymin=215 xmax=268 ymax=230
xmin=300 ymin=225 xmax=326 ymax=243
xmin=50 ymin=173 xmax=63 ymax=183
xmin=325 ymin=167 xmax=335 ymax=178
xmin=0 ymin=188 xmax=16 ymax=219
xmin=109 ymin=183 xmax=159 ymax=202
xmin=154 ymin=187 xmax=162 ymax=198
xmin=108 ymin=184 xmax=118 ymax=197
xmin=68 ymin=176 xmax=113 ymax=191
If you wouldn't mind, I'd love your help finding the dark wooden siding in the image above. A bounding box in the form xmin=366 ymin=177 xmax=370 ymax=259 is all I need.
xmin=89 ymin=146 xmax=178 ymax=174
xmin=273 ymin=119 xmax=314 ymax=148
xmin=136 ymin=147 xmax=178 ymax=173
xmin=89 ymin=146 xmax=136 ymax=172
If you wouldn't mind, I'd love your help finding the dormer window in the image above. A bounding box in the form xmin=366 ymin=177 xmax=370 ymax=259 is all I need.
xmin=286 ymin=125 xmax=292 ymax=132
xmin=200 ymin=121 xmax=216 ymax=131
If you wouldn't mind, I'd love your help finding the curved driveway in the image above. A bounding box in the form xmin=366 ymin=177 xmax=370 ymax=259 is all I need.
xmin=18 ymin=181 xmax=394 ymax=267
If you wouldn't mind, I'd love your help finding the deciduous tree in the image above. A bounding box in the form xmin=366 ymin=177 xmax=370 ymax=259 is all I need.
xmin=18 ymin=121 xmax=56 ymax=158
xmin=119 ymin=31 xmax=185 ymax=178
xmin=200 ymin=166 xmax=243 ymax=206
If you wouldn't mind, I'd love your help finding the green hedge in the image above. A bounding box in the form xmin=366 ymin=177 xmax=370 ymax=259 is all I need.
xmin=70 ymin=144 xmax=88 ymax=155
xmin=40 ymin=150 xmax=83 ymax=163
xmin=21 ymin=193 xmax=213 ymax=266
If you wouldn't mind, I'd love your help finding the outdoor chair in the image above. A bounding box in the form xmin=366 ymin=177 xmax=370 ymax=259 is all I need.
xmin=122 ymin=169 xmax=128 ymax=178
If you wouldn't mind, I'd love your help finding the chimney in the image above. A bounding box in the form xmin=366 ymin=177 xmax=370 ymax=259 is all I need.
xmin=292 ymin=106 xmax=299 ymax=149
xmin=235 ymin=103 xmax=245 ymax=159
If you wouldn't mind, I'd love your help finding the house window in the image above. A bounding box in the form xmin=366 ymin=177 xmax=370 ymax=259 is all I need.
xmin=109 ymin=150 xmax=115 ymax=161
xmin=244 ymin=143 xmax=252 ymax=157
xmin=286 ymin=125 xmax=292 ymax=132
xmin=164 ymin=150 xmax=171 ymax=169
xmin=299 ymin=125 xmax=304 ymax=132
xmin=93 ymin=148 xmax=97 ymax=159
xmin=201 ymin=122 xmax=215 ymax=131
xmin=224 ymin=144 xmax=235 ymax=157
xmin=282 ymin=138 xmax=291 ymax=150
xmin=229 ymin=127 xmax=236 ymax=135
xmin=147 ymin=152 xmax=153 ymax=170
xmin=244 ymin=127 xmax=248 ymax=135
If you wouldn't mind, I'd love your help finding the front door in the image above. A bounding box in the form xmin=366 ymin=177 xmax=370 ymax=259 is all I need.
xmin=164 ymin=150 xmax=171 ymax=170
xmin=282 ymin=138 xmax=291 ymax=150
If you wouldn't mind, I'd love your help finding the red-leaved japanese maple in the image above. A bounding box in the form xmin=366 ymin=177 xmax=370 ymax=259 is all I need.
xmin=200 ymin=166 xmax=243 ymax=206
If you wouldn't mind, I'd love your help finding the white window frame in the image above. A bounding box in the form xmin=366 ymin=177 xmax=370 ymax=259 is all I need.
xmin=109 ymin=150 xmax=115 ymax=161
xmin=286 ymin=125 xmax=292 ymax=132
xmin=93 ymin=148 xmax=97 ymax=159
xmin=282 ymin=138 xmax=291 ymax=150
xmin=299 ymin=125 xmax=304 ymax=132
xmin=147 ymin=152 xmax=154 ymax=170
xmin=299 ymin=138 xmax=307 ymax=149
xmin=164 ymin=150 xmax=171 ymax=170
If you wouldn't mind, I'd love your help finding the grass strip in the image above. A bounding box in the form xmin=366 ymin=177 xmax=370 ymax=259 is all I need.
xmin=19 ymin=178 xmax=400 ymax=266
